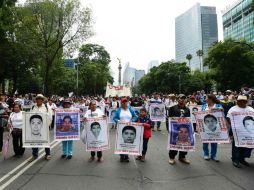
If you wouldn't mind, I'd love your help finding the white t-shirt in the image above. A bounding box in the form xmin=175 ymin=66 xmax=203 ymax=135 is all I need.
xmin=227 ymin=105 xmax=254 ymax=119
xmin=9 ymin=112 xmax=23 ymax=129
xmin=85 ymin=108 xmax=104 ymax=118
xmin=119 ymin=108 xmax=132 ymax=122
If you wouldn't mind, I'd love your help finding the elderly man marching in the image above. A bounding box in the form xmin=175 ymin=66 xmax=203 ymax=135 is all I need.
xmin=29 ymin=94 xmax=53 ymax=162
xmin=227 ymin=95 xmax=254 ymax=168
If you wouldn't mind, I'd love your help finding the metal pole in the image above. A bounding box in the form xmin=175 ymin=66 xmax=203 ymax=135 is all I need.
xmin=76 ymin=58 xmax=79 ymax=97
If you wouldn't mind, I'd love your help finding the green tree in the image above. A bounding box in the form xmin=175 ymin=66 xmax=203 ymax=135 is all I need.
xmin=196 ymin=49 xmax=204 ymax=71
xmin=186 ymin=54 xmax=192 ymax=68
xmin=78 ymin=44 xmax=113 ymax=95
xmin=16 ymin=0 xmax=93 ymax=95
xmin=205 ymin=39 xmax=254 ymax=91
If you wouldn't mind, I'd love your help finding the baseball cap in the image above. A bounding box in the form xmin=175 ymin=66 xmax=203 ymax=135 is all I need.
xmin=237 ymin=95 xmax=248 ymax=101
xmin=121 ymin=98 xmax=128 ymax=103
xmin=178 ymin=94 xmax=186 ymax=99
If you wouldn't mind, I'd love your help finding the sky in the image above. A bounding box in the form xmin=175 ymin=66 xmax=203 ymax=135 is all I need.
xmin=80 ymin=0 xmax=237 ymax=81
xmin=19 ymin=0 xmax=238 ymax=81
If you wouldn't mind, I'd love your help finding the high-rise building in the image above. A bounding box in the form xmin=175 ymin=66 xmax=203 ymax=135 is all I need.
xmin=175 ymin=3 xmax=218 ymax=71
xmin=223 ymin=0 xmax=254 ymax=43
xmin=147 ymin=60 xmax=160 ymax=73
xmin=123 ymin=63 xmax=145 ymax=87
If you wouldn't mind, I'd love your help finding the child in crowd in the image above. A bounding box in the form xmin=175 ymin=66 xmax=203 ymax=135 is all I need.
xmin=135 ymin=108 xmax=152 ymax=162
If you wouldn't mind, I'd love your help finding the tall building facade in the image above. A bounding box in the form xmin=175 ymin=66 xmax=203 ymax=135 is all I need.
xmin=123 ymin=63 xmax=145 ymax=87
xmin=223 ymin=0 xmax=254 ymax=42
xmin=175 ymin=3 xmax=218 ymax=71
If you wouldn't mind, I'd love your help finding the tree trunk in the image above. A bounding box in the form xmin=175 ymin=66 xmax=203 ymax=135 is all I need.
xmin=43 ymin=59 xmax=52 ymax=96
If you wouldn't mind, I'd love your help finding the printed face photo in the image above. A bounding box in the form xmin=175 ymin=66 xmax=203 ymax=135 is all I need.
xmin=178 ymin=126 xmax=189 ymax=142
xmin=204 ymin=114 xmax=218 ymax=132
xmin=122 ymin=126 xmax=136 ymax=144
xmin=59 ymin=115 xmax=73 ymax=132
xmin=192 ymin=107 xmax=198 ymax=112
xmin=154 ymin=107 xmax=161 ymax=116
xmin=30 ymin=115 xmax=43 ymax=137
xmin=90 ymin=122 xmax=101 ymax=139
xmin=243 ymin=116 xmax=254 ymax=133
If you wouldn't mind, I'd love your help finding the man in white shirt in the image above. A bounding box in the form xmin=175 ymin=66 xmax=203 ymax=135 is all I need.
xmin=227 ymin=95 xmax=254 ymax=168
xmin=29 ymin=94 xmax=52 ymax=162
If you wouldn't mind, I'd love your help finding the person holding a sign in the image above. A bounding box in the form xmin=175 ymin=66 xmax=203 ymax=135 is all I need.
xmin=227 ymin=95 xmax=254 ymax=168
xmin=113 ymin=97 xmax=138 ymax=162
xmin=201 ymin=94 xmax=223 ymax=162
xmin=85 ymin=100 xmax=106 ymax=162
xmin=149 ymin=93 xmax=163 ymax=131
xmin=168 ymin=94 xmax=191 ymax=165
xmin=135 ymin=108 xmax=152 ymax=162
xmin=60 ymin=99 xmax=74 ymax=160
xmin=29 ymin=94 xmax=52 ymax=162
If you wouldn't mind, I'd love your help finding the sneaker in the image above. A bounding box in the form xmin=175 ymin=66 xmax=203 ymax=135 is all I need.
xmin=61 ymin=155 xmax=67 ymax=159
xmin=168 ymin=159 xmax=176 ymax=165
xmin=233 ymin=161 xmax=241 ymax=168
xmin=140 ymin=155 xmax=145 ymax=162
xmin=240 ymin=160 xmax=250 ymax=167
xmin=66 ymin=155 xmax=72 ymax=160
xmin=211 ymin=157 xmax=219 ymax=162
xmin=45 ymin=155 xmax=51 ymax=160
xmin=204 ymin=156 xmax=210 ymax=161
xmin=179 ymin=158 xmax=190 ymax=164
xmin=89 ymin=156 xmax=95 ymax=162
xmin=135 ymin=156 xmax=142 ymax=160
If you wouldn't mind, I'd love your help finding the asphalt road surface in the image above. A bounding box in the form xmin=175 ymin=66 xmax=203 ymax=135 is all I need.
xmin=0 ymin=124 xmax=253 ymax=190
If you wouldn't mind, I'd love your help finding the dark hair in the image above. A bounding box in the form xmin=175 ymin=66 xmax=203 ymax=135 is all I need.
xmin=30 ymin=114 xmax=43 ymax=123
xmin=192 ymin=107 xmax=198 ymax=111
xmin=63 ymin=115 xmax=72 ymax=123
xmin=14 ymin=103 xmax=22 ymax=110
xmin=243 ymin=116 xmax=254 ymax=126
xmin=178 ymin=124 xmax=189 ymax=133
xmin=207 ymin=94 xmax=220 ymax=104
xmin=204 ymin=114 xmax=217 ymax=123
xmin=154 ymin=107 xmax=160 ymax=111
xmin=122 ymin=125 xmax=136 ymax=135
xmin=140 ymin=108 xmax=147 ymax=113
xmin=90 ymin=122 xmax=101 ymax=130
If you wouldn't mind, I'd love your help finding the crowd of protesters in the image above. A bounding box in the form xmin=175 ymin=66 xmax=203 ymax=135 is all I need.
xmin=0 ymin=86 xmax=254 ymax=168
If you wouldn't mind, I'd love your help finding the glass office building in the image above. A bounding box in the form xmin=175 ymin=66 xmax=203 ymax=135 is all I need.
xmin=223 ymin=0 xmax=254 ymax=42
xmin=175 ymin=3 xmax=218 ymax=71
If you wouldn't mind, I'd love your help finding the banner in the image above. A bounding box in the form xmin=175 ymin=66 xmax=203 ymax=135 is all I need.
xmin=194 ymin=110 xmax=230 ymax=143
xmin=22 ymin=112 xmax=50 ymax=148
xmin=115 ymin=121 xmax=144 ymax=155
xmin=168 ymin=118 xmax=195 ymax=151
xmin=108 ymin=108 xmax=117 ymax=123
xmin=85 ymin=117 xmax=109 ymax=151
xmin=189 ymin=105 xmax=201 ymax=123
xmin=105 ymin=83 xmax=131 ymax=97
xmin=231 ymin=112 xmax=254 ymax=148
xmin=149 ymin=104 xmax=165 ymax=122
xmin=54 ymin=108 xmax=80 ymax=141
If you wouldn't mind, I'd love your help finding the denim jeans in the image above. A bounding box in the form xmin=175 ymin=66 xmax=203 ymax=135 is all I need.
xmin=142 ymin=138 xmax=149 ymax=155
xmin=91 ymin=151 xmax=102 ymax=158
xmin=203 ymin=143 xmax=217 ymax=158
xmin=62 ymin=141 xmax=73 ymax=156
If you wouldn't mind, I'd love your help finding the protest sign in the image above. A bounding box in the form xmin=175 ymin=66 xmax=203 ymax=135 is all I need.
xmin=115 ymin=121 xmax=144 ymax=155
xmin=54 ymin=108 xmax=80 ymax=141
xmin=231 ymin=112 xmax=254 ymax=148
xmin=23 ymin=112 xmax=50 ymax=148
xmin=194 ymin=110 xmax=230 ymax=143
xmin=149 ymin=104 xmax=165 ymax=122
xmin=189 ymin=105 xmax=202 ymax=123
xmin=168 ymin=117 xmax=195 ymax=151
xmin=85 ymin=117 xmax=109 ymax=151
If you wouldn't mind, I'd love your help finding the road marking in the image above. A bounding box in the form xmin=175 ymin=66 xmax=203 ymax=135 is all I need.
xmin=0 ymin=141 xmax=60 ymax=190
xmin=0 ymin=140 xmax=58 ymax=185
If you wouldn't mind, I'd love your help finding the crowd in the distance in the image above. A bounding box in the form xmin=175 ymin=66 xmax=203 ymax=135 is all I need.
xmin=0 ymin=86 xmax=253 ymax=168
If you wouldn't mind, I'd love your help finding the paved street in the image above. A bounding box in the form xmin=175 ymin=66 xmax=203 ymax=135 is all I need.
xmin=0 ymin=124 xmax=254 ymax=190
